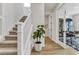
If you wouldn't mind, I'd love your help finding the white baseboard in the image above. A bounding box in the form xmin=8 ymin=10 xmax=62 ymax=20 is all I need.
xmin=51 ymin=37 xmax=67 ymax=49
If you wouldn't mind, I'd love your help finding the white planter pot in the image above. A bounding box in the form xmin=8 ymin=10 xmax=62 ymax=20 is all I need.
xmin=41 ymin=37 xmax=45 ymax=47
xmin=34 ymin=43 xmax=42 ymax=51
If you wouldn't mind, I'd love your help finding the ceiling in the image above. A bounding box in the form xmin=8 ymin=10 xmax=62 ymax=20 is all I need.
xmin=45 ymin=3 xmax=59 ymax=15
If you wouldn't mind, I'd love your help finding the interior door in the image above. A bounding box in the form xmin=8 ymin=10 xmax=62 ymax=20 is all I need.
xmin=58 ymin=4 xmax=67 ymax=45
xmin=59 ymin=18 xmax=64 ymax=42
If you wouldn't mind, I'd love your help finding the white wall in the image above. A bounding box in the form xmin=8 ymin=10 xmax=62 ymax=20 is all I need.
xmin=0 ymin=4 xmax=2 ymax=39
xmin=65 ymin=3 xmax=79 ymax=17
xmin=48 ymin=15 xmax=52 ymax=39
xmin=0 ymin=18 xmax=2 ymax=35
xmin=14 ymin=3 xmax=24 ymax=22
xmin=65 ymin=3 xmax=79 ymax=31
xmin=45 ymin=15 xmax=49 ymax=37
xmin=72 ymin=14 xmax=79 ymax=31
xmin=24 ymin=7 xmax=31 ymax=16
xmin=2 ymin=3 xmax=24 ymax=40
xmin=0 ymin=3 xmax=2 ymax=16
xmin=51 ymin=12 xmax=57 ymax=41
xmin=31 ymin=3 xmax=45 ymax=47
xmin=31 ymin=3 xmax=45 ymax=28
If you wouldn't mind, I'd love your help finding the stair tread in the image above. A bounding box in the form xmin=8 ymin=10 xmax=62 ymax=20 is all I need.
xmin=12 ymin=30 xmax=17 ymax=32
xmin=5 ymin=35 xmax=17 ymax=37
xmin=19 ymin=16 xmax=27 ymax=22
xmin=10 ymin=31 xmax=17 ymax=32
xmin=13 ymin=26 xmax=17 ymax=28
xmin=9 ymin=31 xmax=17 ymax=35
xmin=1 ymin=16 xmax=27 ymax=55
xmin=13 ymin=28 xmax=17 ymax=31
xmin=15 ymin=24 xmax=17 ymax=27
xmin=0 ymin=40 xmax=17 ymax=44
xmin=0 ymin=47 xmax=17 ymax=53
xmin=13 ymin=27 xmax=17 ymax=31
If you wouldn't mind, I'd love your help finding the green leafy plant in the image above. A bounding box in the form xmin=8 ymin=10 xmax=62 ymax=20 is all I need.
xmin=33 ymin=25 xmax=45 ymax=43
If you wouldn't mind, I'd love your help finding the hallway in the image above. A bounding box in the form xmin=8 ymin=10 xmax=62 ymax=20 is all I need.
xmin=31 ymin=37 xmax=78 ymax=55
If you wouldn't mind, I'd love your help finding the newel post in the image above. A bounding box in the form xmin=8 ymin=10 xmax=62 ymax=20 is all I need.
xmin=17 ymin=22 xmax=23 ymax=55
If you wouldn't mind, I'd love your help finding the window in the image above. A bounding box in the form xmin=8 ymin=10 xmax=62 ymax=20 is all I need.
xmin=66 ymin=18 xmax=73 ymax=32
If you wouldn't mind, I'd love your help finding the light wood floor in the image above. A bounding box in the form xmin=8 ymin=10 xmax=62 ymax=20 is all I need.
xmin=31 ymin=37 xmax=78 ymax=55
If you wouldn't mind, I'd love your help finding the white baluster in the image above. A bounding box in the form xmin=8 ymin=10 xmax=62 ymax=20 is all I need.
xmin=17 ymin=22 xmax=23 ymax=55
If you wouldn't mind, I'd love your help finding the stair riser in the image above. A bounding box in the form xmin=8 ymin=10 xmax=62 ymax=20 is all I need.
xmin=19 ymin=16 xmax=27 ymax=22
xmin=0 ymin=44 xmax=17 ymax=47
xmin=15 ymin=25 xmax=17 ymax=27
xmin=20 ymin=20 xmax=25 ymax=22
xmin=0 ymin=16 xmax=27 ymax=55
xmin=0 ymin=42 xmax=17 ymax=44
xmin=0 ymin=52 xmax=17 ymax=55
xmin=5 ymin=37 xmax=17 ymax=40
xmin=9 ymin=32 xmax=17 ymax=35
xmin=13 ymin=28 xmax=17 ymax=31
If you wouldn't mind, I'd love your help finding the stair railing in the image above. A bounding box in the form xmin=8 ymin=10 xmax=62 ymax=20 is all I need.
xmin=17 ymin=13 xmax=33 ymax=55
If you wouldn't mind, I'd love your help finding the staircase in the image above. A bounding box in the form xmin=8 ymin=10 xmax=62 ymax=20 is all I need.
xmin=0 ymin=16 xmax=27 ymax=55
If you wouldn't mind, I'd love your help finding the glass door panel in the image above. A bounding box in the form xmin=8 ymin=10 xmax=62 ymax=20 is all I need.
xmin=59 ymin=18 xmax=64 ymax=42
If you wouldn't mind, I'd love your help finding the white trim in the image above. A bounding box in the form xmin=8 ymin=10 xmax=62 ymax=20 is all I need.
xmin=24 ymin=24 xmax=33 ymax=55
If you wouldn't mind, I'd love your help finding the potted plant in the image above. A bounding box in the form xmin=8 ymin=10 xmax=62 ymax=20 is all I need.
xmin=33 ymin=25 xmax=45 ymax=51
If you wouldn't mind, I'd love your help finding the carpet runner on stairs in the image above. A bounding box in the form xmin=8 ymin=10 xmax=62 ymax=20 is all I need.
xmin=0 ymin=16 xmax=27 ymax=55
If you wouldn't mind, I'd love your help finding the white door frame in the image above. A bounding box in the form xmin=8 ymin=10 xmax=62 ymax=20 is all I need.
xmin=56 ymin=4 xmax=67 ymax=48
xmin=48 ymin=15 xmax=52 ymax=39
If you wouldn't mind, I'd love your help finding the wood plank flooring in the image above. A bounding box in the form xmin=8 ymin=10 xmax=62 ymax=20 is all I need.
xmin=31 ymin=37 xmax=78 ymax=55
